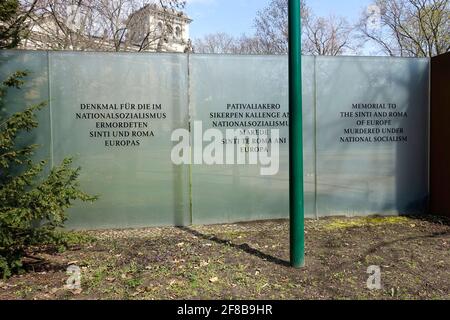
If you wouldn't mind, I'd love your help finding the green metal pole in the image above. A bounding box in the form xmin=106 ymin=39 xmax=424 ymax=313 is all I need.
xmin=288 ymin=0 xmax=305 ymax=268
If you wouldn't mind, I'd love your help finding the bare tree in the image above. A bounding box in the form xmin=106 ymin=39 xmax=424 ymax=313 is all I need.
xmin=303 ymin=15 xmax=354 ymax=56
xmin=358 ymin=0 xmax=450 ymax=57
xmin=94 ymin=0 xmax=132 ymax=51
xmin=253 ymin=0 xmax=300 ymax=54
xmin=20 ymin=0 xmax=99 ymax=50
xmin=253 ymin=0 xmax=354 ymax=55
xmin=193 ymin=33 xmax=237 ymax=54
xmin=95 ymin=0 xmax=189 ymax=52
xmin=234 ymin=35 xmax=268 ymax=54
xmin=19 ymin=0 xmax=188 ymax=52
xmin=1 ymin=0 xmax=39 ymax=49
xmin=194 ymin=0 xmax=354 ymax=56
xmin=193 ymin=33 xmax=272 ymax=55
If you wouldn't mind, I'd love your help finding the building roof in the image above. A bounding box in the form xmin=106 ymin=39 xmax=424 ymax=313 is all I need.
xmin=133 ymin=3 xmax=193 ymax=23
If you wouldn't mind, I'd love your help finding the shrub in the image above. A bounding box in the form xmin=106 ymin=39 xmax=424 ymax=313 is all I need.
xmin=0 ymin=71 xmax=97 ymax=278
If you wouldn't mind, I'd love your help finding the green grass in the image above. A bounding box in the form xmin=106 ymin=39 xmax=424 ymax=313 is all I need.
xmin=324 ymin=216 xmax=410 ymax=231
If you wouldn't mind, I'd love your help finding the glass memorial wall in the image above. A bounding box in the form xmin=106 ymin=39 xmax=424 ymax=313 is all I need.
xmin=49 ymin=53 xmax=191 ymax=229
xmin=0 ymin=51 xmax=431 ymax=229
xmin=315 ymin=57 xmax=430 ymax=216
xmin=189 ymin=55 xmax=316 ymax=224
xmin=0 ymin=51 xmax=51 ymax=175
xmin=1 ymin=51 xmax=191 ymax=229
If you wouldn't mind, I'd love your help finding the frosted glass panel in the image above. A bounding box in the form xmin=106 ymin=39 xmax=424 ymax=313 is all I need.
xmin=315 ymin=56 xmax=429 ymax=216
xmin=0 ymin=51 xmax=50 ymax=172
xmin=0 ymin=51 xmax=431 ymax=229
xmin=190 ymin=55 xmax=316 ymax=224
xmin=302 ymin=56 xmax=316 ymax=218
xmin=49 ymin=52 xmax=190 ymax=229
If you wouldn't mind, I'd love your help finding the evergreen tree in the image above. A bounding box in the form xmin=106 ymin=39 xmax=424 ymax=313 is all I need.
xmin=1 ymin=0 xmax=25 ymax=49
xmin=0 ymin=72 xmax=97 ymax=279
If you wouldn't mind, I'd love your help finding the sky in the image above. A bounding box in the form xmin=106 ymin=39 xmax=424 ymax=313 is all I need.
xmin=185 ymin=0 xmax=374 ymax=39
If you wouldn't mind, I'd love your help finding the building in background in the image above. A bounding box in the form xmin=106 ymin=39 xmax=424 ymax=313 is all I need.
xmin=20 ymin=3 xmax=192 ymax=53
xmin=127 ymin=4 xmax=192 ymax=53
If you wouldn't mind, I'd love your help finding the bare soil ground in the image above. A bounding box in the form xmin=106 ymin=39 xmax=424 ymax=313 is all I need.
xmin=0 ymin=216 xmax=449 ymax=300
